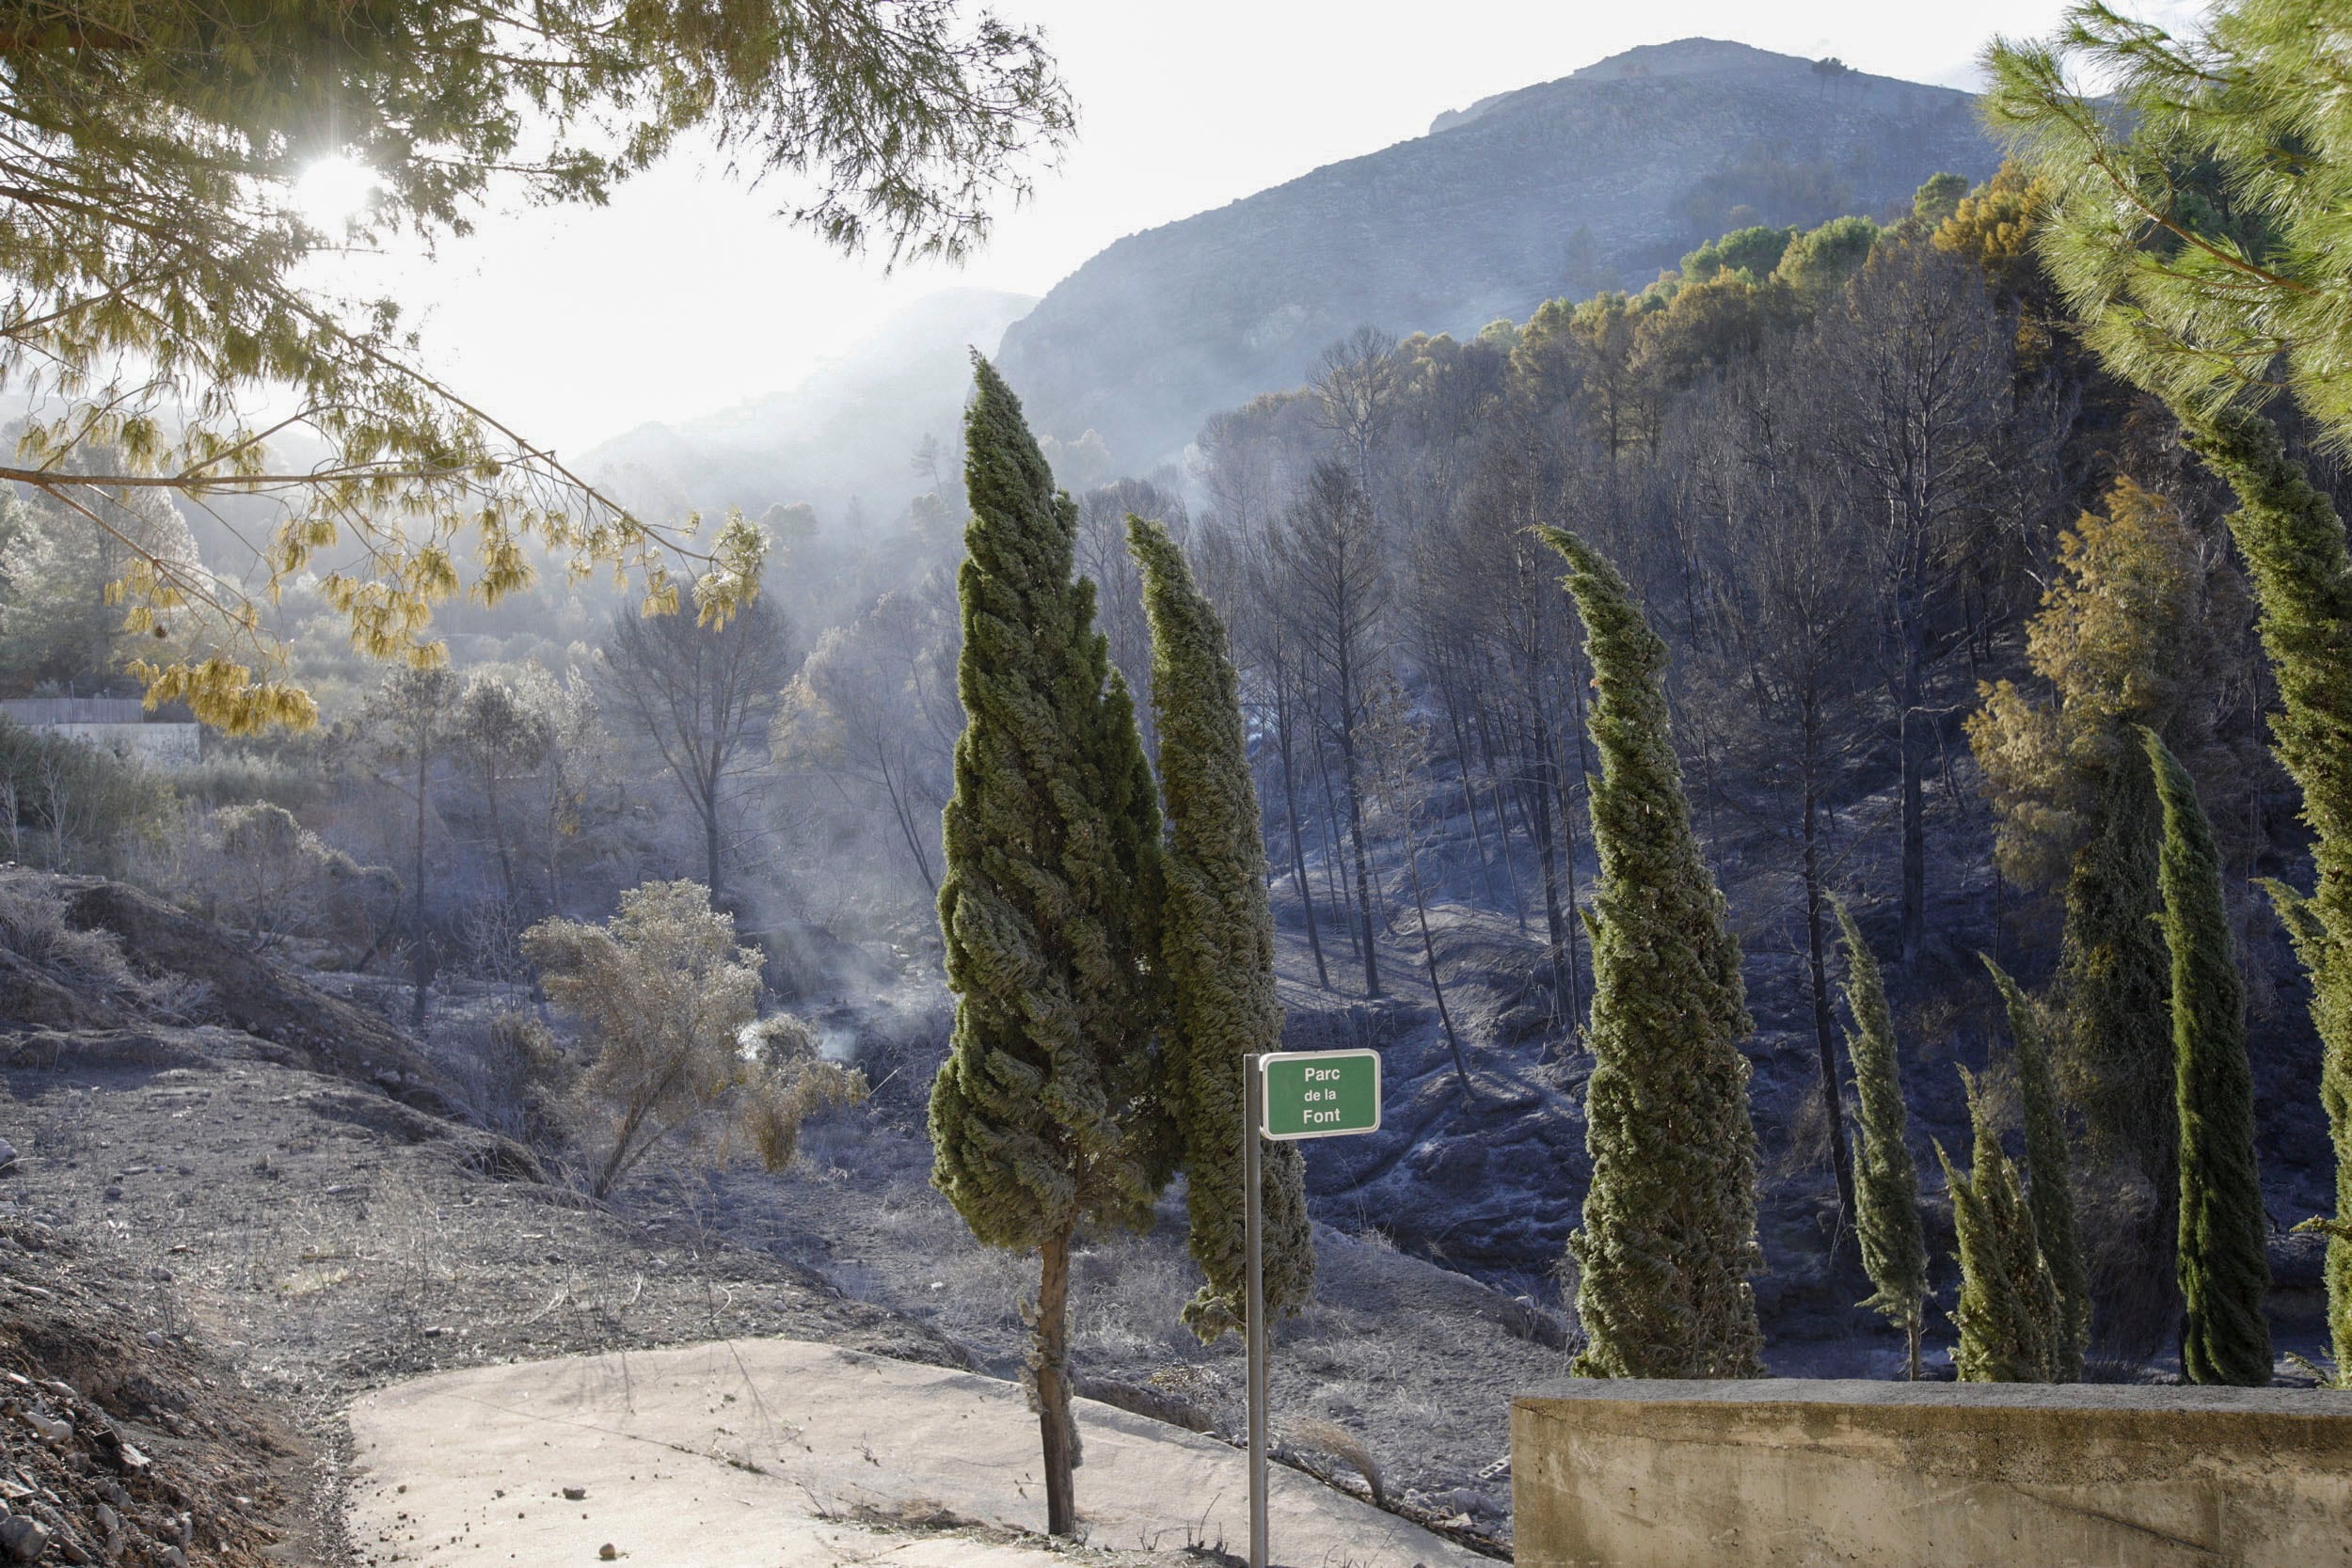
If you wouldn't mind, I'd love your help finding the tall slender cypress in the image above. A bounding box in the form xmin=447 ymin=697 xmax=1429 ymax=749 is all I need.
xmin=1537 ymin=528 xmax=1763 ymax=1379
xmin=2054 ymin=735 xmax=2177 ymax=1355
xmin=1939 ymin=1069 xmax=2063 ymax=1384
xmin=1982 ymin=955 xmax=2090 ymax=1380
xmin=930 ymin=357 xmax=1170 ymax=1537
xmin=2182 ymin=408 xmax=2352 ymax=1383
xmin=1832 ymin=898 xmax=1928 ymax=1379
xmin=2144 ymin=726 xmax=2273 ymax=1386
xmin=1127 ymin=515 xmax=1316 ymax=1340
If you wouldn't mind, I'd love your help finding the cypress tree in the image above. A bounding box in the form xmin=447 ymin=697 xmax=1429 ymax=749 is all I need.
xmin=1126 ymin=515 xmax=1315 ymax=1340
xmin=2055 ymin=735 xmax=2177 ymax=1354
xmin=2058 ymin=744 xmax=2176 ymax=1203
xmin=2144 ymin=726 xmax=2273 ymax=1386
xmin=1831 ymin=898 xmax=1929 ymax=1379
xmin=1537 ymin=528 xmax=1763 ymax=1379
xmin=2181 ymin=407 xmax=2352 ymax=1384
xmin=930 ymin=357 xmax=1169 ymax=1537
xmin=1981 ymin=955 xmax=2090 ymax=1380
xmin=1938 ymin=1069 xmax=2062 ymax=1384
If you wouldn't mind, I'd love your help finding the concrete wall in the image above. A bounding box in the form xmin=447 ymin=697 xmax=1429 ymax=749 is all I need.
xmin=1513 ymin=1379 xmax=2352 ymax=1568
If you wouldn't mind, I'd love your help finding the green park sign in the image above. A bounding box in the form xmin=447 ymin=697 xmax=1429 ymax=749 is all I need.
xmin=1259 ymin=1049 xmax=1382 ymax=1140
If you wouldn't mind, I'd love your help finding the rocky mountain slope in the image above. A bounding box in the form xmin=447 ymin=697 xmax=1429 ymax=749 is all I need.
xmin=994 ymin=38 xmax=2002 ymax=467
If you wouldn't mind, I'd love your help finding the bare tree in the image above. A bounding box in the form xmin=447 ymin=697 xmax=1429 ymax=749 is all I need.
xmin=1807 ymin=244 xmax=2014 ymax=963
xmin=1363 ymin=675 xmax=1470 ymax=1092
xmin=1689 ymin=356 xmax=1882 ymax=1235
xmin=508 ymin=663 xmax=620 ymax=914
xmin=364 ymin=665 xmax=463 ymax=1026
xmin=1312 ymin=327 xmax=1404 ymax=510
xmin=1276 ymin=461 xmax=1390 ymax=996
xmin=456 ymin=671 xmax=554 ymax=908
xmin=779 ymin=589 xmax=957 ymax=899
xmin=597 ymin=595 xmax=794 ymax=912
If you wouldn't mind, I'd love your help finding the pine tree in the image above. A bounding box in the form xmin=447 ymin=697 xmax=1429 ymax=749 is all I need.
xmin=1981 ymin=956 xmax=2090 ymax=1380
xmin=930 ymin=357 xmax=1170 ymax=1537
xmin=2180 ymin=408 xmax=2352 ymax=1384
xmin=1538 ymin=528 xmax=1763 ymax=1379
xmin=1126 ymin=515 xmax=1316 ymax=1341
xmin=1831 ymin=898 xmax=1929 ymax=1379
xmin=1939 ymin=1069 xmax=2063 ymax=1384
xmin=2144 ymin=726 xmax=2274 ymax=1386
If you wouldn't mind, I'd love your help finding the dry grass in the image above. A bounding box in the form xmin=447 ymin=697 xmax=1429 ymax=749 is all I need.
xmin=1282 ymin=1415 xmax=1385 ymax=1506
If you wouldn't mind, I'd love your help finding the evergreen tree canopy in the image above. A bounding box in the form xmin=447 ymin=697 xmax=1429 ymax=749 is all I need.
xmin=1773 ymin=214 xmax=1881 ymax=305
xmin=1968 ymin=479 xmax=2212 ymax=894
xmin=1680 ymin=224 xmax=1798 ymax=283
xmin=930 ymin=356 xmax=1168 ymax=1535
xmin=2057 ymin=735 xmax=2177 ymax=1221
xmin=1832 ymin=898 xmax=1929 ymax=1377
xmin=1982 ymin=955 xmax=2090 ymax=1380
xmin=1538 ymin=527 xmax=1763 ymax=1380
xmin=1986 ymin=1 xmax=2352 ymax=446
xmin=2178 ymin=407 xmax=2352 ymax=1383
xmin=0 ymin=1 xmax=1072 ymax=731
xmin=2145 ymin=727 xmax=2273 ymax=1386
xmin=1940 ymin=1069 xmax=2064 ymax=1384
xmin=1126 ymin=515 xmax=1314 ymax=1341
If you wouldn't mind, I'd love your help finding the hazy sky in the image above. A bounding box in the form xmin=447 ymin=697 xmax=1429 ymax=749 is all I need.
xmin=358 ymin=0 xmax=2201 ymax=456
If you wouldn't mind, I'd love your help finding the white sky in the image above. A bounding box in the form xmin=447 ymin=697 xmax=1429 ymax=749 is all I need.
xmin=358 ymin=0 xmax=2203 ymax=456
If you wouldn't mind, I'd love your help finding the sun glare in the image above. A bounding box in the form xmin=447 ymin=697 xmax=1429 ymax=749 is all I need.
xmin=292 ymin=155 xmax=381 ymax=231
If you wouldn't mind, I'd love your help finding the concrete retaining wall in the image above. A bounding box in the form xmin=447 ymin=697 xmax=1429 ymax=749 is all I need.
xmin=1512 ymin=1379 xmax=2352 ymax=1568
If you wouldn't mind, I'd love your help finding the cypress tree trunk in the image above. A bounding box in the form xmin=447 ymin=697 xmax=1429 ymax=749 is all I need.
xmin=1940 ymin=1069 xmax=2062 ymax=1383
xmin=1983 ymin=956 xmax=2090 ymax=1380
xmin=930 ymin=358 xmax=1170 ymax=1536
xmin=2182 ymin=409 xmax=2352 ymax=1383
xmin=1539 ymin=528 xmax=1763 ymax=1379
xmin=1035 ymin=1227 xmax=1077 ymax=1536
xmin=1832 ymin=899 xmax=1928 ymax=1379
xmin=1127 ymin=517 xmax=1315 ymax=1340
xmin=2144 ymin=727 xmax=2273 ymax=1386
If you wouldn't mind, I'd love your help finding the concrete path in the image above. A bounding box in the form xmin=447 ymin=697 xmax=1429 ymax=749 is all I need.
xmin=346 ymin=1338 xmax=1485 ymax=1568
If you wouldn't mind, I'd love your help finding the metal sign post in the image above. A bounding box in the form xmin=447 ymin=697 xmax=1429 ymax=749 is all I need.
xmin=1244 ymin=1047 xmax=1382 ymax=1568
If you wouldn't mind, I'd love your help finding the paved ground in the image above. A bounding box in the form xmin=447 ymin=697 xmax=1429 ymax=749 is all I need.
xmin=345 ymin=1338 xmax=1488 ymax=1568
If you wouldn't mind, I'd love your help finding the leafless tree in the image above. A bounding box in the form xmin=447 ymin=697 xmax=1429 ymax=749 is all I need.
xmin=1312 ymin=327 xmax=1404 ymax=509
xmin=1806 ymin=245 xmax=2015 ymax=963
xmin=364 ymin=665 xmax=463 ymax=1026
xmin=779 ymin=589 xmax=957 ymax=898
xmin=597 ymin=595 xmax=794 ymax=913
xmin=1276 ymin=461 xmax=1390 ymax=996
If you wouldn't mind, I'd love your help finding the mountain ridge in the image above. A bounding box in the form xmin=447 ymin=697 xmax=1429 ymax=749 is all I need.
xmin=994 ymin=38 xmax=2001 ymax=468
